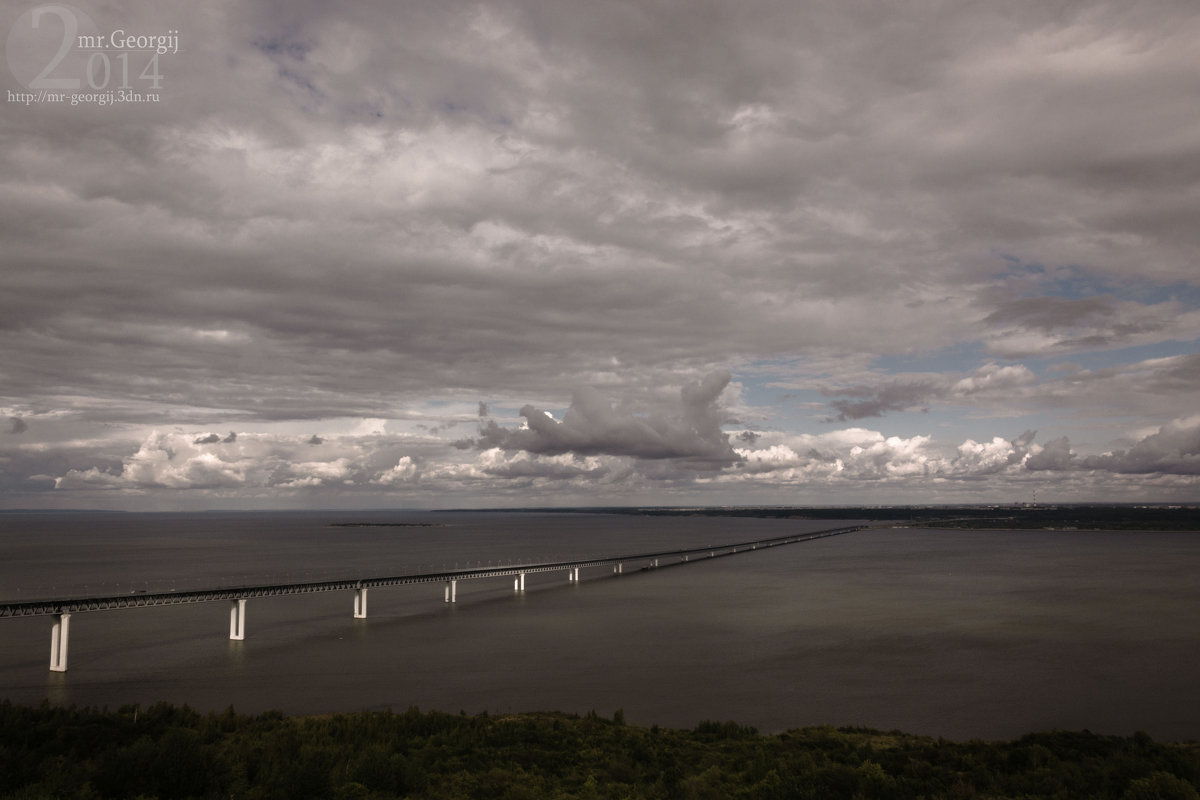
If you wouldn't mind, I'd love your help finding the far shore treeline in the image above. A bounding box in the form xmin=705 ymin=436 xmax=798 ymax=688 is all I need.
xmin=2 ymin=702 xmax=1199 ymax=799
xmin=457 ymin=504 xmax=1200 ymax=531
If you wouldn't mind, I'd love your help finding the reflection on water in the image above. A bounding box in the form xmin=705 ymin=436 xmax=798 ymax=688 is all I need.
xmin=44 ymin=671 xmax=70 ymax=708
xmin=1 ymin=512 xmax=1198 ymax=740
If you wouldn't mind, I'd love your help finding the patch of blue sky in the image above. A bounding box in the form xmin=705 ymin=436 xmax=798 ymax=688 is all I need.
xmin=871 ymin=406 xmax=1004 ymax=442
xmin=485 ymin=404 xmax=568 ymax=425
xmin=1118 ymin=281 xmax=1200 ymax=307
xmin=870 ymin=342 xmax=992 ymax=376
xmin=735 ymin=349 xmax=997 ymax=429
xmin=994 ymin=253 xmax=1199 ymax=306
xmin=732 ymin=371 xmax=825 ymax=417
xmin=276 ymin=67 xmax=322 ymax=98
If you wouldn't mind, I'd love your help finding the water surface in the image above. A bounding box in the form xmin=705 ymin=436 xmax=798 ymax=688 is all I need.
xmin=1 ymin=511 xmax=1197 ymax=741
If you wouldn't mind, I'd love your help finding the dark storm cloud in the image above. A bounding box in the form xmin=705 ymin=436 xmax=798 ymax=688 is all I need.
xmin=979 ymin=292 xmax=1198 ymax=357
xmin=467 ymin=371 xmax=740 ymax=467
xmin=985 ymin=296 xmax=1114 ymax=331
xmin=1024 ymin=420 xmax=1200 ymax=476
xmin=1084 ymin=420 xmax=1200 ymax=475
xmin=824 ymin=381 xmax=939 ymax=422
xmin=814 ymin=355 xmax=1200 ymax=424
xmin=193 ymin=431 xmax=237 ymax=445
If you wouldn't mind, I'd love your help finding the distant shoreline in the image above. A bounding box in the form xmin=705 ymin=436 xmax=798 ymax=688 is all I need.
xmin=329 ymin=522 xmax=445 ymax=528
xmin=440 ymin=504 xmax=1200 ymax=531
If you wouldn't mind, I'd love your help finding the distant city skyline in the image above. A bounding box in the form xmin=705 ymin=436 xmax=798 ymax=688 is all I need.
xmin=2 ymin=0 xmax=1198 ymax=509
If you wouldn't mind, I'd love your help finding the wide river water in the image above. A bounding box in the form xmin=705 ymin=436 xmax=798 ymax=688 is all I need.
xmin=1 ymin=510 xmax=1198 ymax=741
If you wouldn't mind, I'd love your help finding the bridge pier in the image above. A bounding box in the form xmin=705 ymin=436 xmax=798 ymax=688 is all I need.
xmin=568 ymin=567 xmax=579 ymax=583
xmin=444 ymin=579 xmax=457 ymax=603
xmin=513 ymin=572 xmax=526 ymax=592
xmin=49 ymin=612 xmax=70 ymax=672
xmin=613 ymin=563 xmax=622 ymax=574
xmin=354 ymin=587 xmax=368 ymax=619
xmin=229 ymin=598 xmax=246 ymax=640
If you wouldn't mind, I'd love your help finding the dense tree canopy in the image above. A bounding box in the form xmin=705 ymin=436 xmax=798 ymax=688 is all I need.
xmin=1 ymin=701 xmax=1197 ymax=799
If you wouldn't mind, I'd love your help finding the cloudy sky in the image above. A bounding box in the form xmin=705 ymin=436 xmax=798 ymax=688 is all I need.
xmin=2 ymin=0 xmax=1198 ymax=510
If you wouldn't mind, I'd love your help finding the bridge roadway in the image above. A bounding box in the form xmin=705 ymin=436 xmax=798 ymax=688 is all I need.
xmin=0 ymin=523 xmax=867 ymax=671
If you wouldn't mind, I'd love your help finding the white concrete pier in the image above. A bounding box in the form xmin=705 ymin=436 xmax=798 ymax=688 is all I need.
xmin=49 ymin=612 xmax=70 ymax=672
xmin=354 ymin=587 xmax=368 ymax=619
xmin=444 ymin=579 xmax=457 ymax=603
xmin=229 ymin=598 xmax=246 ymax=640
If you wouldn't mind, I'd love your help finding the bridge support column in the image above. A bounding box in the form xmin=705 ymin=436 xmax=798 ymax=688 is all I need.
xmin=514 ymin=572 xmax=525 ymax=592
xmin=49 ymin=613 xmax=70 ymax=672
xmin=613 ymin=563 xmax=622 ymax=574
xmin=568 ymin=567 xmax=579 ymax=583
xmin=229 ymin=598 xmax=246 ymax=640
xmin=444 ymin=579 xmax=456 ymax=603
xmin=354 ymin=587 xmax=368 ymax=619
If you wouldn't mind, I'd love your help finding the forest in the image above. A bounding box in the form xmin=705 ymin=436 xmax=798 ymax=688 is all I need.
xmin=2 ymin=701 xmax=1198 ymax=799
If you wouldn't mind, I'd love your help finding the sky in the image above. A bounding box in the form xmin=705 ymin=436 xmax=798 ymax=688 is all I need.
xmin=2 ymin=0 xmax=1199 ymax=510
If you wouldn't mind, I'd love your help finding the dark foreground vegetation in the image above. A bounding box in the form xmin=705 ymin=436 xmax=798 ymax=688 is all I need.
xmin=2 ymin=702 xmax=1199 ymax=800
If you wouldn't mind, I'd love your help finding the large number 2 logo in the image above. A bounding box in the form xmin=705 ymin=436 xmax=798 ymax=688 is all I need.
xmin=29 ymin=5 xmax=81 ymax=90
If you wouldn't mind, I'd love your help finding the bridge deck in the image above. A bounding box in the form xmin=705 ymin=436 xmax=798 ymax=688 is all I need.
xmin=0 ymin=525 xmax=865 ymax=617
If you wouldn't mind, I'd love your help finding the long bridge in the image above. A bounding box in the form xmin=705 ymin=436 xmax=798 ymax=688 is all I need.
xmin=0 ymin=524 xmax=868 ymax=672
